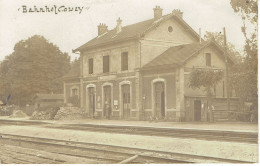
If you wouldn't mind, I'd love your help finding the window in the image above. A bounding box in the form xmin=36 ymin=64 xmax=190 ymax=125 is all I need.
xmin=89 ymin=58 xmax=93 ymax=74
xmin=72 ymin=88 xmax=78 ymax=96
xmin=103 ymin=55 xmax=109 ymax=73
xmin=168 ymin=26 xmax=173 ymax=32
xmin=121 ymin=52 xmax=128 ymax=71
xmin=206 ymin=53 xmax=211 ymax=66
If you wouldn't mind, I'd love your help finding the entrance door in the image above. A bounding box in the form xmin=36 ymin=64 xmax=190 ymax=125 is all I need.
xmin=154 ymin=82 xmax=165 ymax=119
xmin=194 ymin=100 xmax=201 ymax=121
xmin=122 ymin=84 xmax=130 ymax=119
xmin=88 ymin=87 xmax=95 ymax=117
xmin=103 ymin=86 xmax=112 ymax=119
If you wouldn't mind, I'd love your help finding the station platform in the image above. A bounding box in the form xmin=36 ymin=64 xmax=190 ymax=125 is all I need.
xmin=0 ymin=116 xmax=258 ymax=133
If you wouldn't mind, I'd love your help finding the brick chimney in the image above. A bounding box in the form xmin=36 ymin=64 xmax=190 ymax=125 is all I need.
xmin=153 ymin=6 xmax=163 ymax=21
xmin=98 ymin=23 xmax=108 ymax=36
xmin=116 ymin=17 xmax=122 ymax=33
xmin=172 ymin=9 xmax=183 ymax=18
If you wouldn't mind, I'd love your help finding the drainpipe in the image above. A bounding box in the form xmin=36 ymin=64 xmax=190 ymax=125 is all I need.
xmin=72 ymin=49 xmax=83 ymax=108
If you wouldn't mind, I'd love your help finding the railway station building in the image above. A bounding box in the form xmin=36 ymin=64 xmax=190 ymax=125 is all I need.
xmin=63 ymin=6 xmax=238 ymax=121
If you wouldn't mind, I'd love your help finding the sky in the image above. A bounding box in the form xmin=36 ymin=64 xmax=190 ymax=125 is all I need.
xmin=0 ymin=0 xmax=252 ymax=61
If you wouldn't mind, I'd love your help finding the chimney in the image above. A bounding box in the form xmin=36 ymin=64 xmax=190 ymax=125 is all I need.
xmin=153 ymin=6 xmax=163 ymax=21
xmin=116 ymin=17 xmax=122 ymax=33
xmin=98 ymin=23 xmax=108 ymax=36
xmin=172 ymin=9 xmax=183 ymax=18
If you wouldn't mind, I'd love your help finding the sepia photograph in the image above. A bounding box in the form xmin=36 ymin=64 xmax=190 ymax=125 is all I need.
xmin=0 ymin=0 xmax=258 ymax=164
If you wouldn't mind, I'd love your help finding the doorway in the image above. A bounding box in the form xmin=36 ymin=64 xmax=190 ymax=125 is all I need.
xmin=88 ymin=87 xmax=95 ymax=117
xmin=154 ymin=82 xmax=165 ymax=119
xmin=194 ymin=100 xmax=201 ymax=121
xmin=103 ymin=85 xmax=112 ymax=119
xmin=122 ymin=84 xmax=130 ymax=119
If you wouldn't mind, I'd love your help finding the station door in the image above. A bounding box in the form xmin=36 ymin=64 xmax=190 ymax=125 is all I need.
xmin=154 ymin=82 xmax=165 ymax=119
xmin=88 ymin=87 xmax=95 ymax=117
xmin=122 ymin=84 xmax=130 ymax=119
xmin=194 ymin=100 xmax=201 ymax=121
xmin=103 ymin=86 xmax=112 ymax=119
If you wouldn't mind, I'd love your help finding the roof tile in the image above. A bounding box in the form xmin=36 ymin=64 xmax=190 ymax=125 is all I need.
xmin=75 ymin=13 xmax=199 ymax=51
xmin=144 ymin=43 xmax=203 ymax=68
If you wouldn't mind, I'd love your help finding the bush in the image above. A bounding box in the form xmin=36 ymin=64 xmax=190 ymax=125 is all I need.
xmin=0 ymin=105 xmax=16 ymax=116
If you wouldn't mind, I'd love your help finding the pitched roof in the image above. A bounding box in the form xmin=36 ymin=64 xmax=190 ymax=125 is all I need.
xmin=33 ymin=93 xmax=64 ymax=100
xmin=143 ymin=40 xmax=234 ymax=69
xmin=144 ymin=43 xmax=204 ymax=68
xmin=74 ymin=13 xmax=200 ymax=52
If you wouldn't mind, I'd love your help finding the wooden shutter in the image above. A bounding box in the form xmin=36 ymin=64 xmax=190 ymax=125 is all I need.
xmin=103 ymin=55 xmax=109 ymax=73
xmin=121 ymin=52 xmax=128 ymax=71
xmin=206 ymin=53 xmax=211 ymax=66
xmin=89 ymin=58 xmax=93 ymax=74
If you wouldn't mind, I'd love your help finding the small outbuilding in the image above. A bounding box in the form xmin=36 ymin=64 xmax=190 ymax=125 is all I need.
xmin=33 ymin=93 xmax=64 ymax=109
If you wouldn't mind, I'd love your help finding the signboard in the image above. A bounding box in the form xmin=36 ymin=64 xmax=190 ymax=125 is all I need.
xmin=114 ymin=100 xmax=118 ymax=106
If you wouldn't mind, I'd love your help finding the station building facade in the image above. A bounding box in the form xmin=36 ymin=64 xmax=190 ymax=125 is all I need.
xmin=63 ymin=7 xmax=237 ymax=121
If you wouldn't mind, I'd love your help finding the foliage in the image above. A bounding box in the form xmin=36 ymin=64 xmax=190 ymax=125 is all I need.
xmin=189 ymin=68 xmax=224 ymax=122
xmin=230 ymin=56 xmax=258 ymax=105
xmin=230 ymin=0 xmax=258 ymax=23
xmin=230 ymin=0 xmax=258 ymax=106
xmin=189 ymin=69 xmax=224 ymax=96
xmin=204 ymin=31 xmax=241 ymax=63
xmin=0 ymin=35 xmax=71 ymax=106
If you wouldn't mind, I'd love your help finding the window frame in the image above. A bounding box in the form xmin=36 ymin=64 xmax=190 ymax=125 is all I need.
xmin=103 ymin=55 xmax=110 ymax=73
xmin=206 ymin=53 xmax=211 ymax=66
xmin=121 ymin=52 xmax=128 ymax=71
xmin=88 ymin=58 xmax=93 ymax=74
xmin=72 ymin=88 xmax=79 ymax=96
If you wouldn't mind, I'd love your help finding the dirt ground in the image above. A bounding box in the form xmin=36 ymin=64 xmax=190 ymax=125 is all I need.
xmin=0 ymin=124 xmax=257 ymax=162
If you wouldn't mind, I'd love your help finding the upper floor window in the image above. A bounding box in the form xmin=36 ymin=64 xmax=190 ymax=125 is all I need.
xmin=206 ymin=53 xmax=211 ymax=66
xmin=103 ymin=55 xmax=109 ymax=73
xmin=89 ymin=58 xmax=93 ymax=74
xmin=121 ymin=52 xmax=128 ymax=71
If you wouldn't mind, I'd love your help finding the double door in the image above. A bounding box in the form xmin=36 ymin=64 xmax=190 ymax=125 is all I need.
xmin=122 ymin=84 xmax=130 ymax=119
xmin=154 ymin=82 xmax=165 ymax=119
xmin=103 ymin=86 xmax=112 ymax=119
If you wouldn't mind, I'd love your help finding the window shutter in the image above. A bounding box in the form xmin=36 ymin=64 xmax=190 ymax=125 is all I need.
xmin=103 ymin=55 xmax=109 ymax=73
xmin=121 ymin=52 xmax=128 ymax=71
xmin=89 ymin=58 xmax=93 ymax=74
xmin=206 ymin=53 xmax=211 ymax=66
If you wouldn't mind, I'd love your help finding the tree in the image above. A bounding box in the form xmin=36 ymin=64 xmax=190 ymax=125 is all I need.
xmin=189 ymin=69 xmax=224 ymax=122
xmin=230 ymin=0 xmax=258 ymax=107
xmin=204 ymin=31 xmax=241 ymax=63
xmin=0 ymin=35 xmax=71 ymax=106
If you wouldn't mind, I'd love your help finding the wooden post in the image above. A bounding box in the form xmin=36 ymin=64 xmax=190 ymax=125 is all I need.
xmin=223 ymin=27 xmax=231 ymax=119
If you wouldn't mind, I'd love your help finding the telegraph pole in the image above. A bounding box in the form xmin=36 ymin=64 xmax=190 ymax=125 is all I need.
xmin=223 ymin=27 xmax=231 ymax=118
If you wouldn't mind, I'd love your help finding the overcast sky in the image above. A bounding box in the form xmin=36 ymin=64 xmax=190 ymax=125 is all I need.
xmin=0 ymin=0 xmax=250 ymax=61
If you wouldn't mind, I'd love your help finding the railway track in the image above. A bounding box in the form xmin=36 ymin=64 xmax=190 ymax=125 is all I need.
xmin=0 ymin=119 xmax=257 ymax=144
xmin=0 ymin=133 xmax=253 ymax=164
